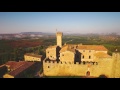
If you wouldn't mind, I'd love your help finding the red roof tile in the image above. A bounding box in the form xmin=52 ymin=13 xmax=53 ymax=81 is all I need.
xmin=8 ymin=61 xmax=35 ymax=77
xmin=5 ymin=61 xmax=26 ymax=70
xmin=78 ymin=45 xmax=108 ymax=51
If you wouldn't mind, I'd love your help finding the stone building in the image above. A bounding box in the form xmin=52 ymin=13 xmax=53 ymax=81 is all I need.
xmin=43 ymin=31 xmax=120 ymax=77
xmin=46 ymin=31 xmax=110 ymax=63
xmin=59 ymin=44 xmax=81 ymax=63
xmin=46 ymin=45 xmax=61 ymax=61
xmin=3 ymin=61 xmax=36 ymax=78
xmin=24 ymin=53 xmax=43 ymax=62
xmin=56 ymin=32 xmax=63 ymax=47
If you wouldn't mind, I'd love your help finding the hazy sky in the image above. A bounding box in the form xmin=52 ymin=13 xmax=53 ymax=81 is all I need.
xmin=0 ymin=12 xmax=120 ymax=34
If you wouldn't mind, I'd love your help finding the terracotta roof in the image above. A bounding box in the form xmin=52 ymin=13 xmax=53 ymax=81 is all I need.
xmin=60 ymin=44 xmax=76 ymax=53
xmin=94 ymin=52 xmax=111 ymax=58
xmin=7 ymin=61 xmax=35 ymax=77
xmin=25 ymin=53 xmax=42 ymax=58
xmin=60 ymin=44 xmax=107 ymax=53
xmin=6 ymin=61 xmax=26 ymax=70
xmin=77 ymin=45 xmax=108 ymax=51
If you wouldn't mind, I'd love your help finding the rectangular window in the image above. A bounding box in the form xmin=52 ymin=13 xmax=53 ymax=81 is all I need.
xmin=89 ymin=56 xmax=91 ymax=59
xmin=83 ymin=55 xmax=84 ymax=59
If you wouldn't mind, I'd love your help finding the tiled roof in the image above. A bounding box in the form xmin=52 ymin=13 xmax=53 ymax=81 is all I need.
xmin=60 ymin=44 xmax=107 ymax=53
xmin=25 ymin=53 xmax=42 ymax=58
xmin=77 ymin=45 xmax=107 ymax=51
xmin=7 ymin=61 xmax=35 ymax=77
xmin=94 ymin=52 xmax=111 ymax=58
xmin=6 ymin=61 xmax=26 ymax=70
xmin=60 ymin=44 xmax=76 ymax=53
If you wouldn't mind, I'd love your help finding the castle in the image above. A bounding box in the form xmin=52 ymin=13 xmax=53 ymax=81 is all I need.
xmin=43 ymin=31 xmax=120 ymax=78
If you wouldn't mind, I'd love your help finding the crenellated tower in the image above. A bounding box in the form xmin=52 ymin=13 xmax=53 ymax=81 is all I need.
xmin=56 ymin=32 xmax=63 ymax=47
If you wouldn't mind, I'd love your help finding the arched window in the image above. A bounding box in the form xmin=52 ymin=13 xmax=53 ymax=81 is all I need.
xmin=86 ymin=71 xmax=90 ymax=76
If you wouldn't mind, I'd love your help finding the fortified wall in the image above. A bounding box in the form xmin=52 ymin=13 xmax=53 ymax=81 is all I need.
xmin=43 ymin=52 xmax=120 ymax=78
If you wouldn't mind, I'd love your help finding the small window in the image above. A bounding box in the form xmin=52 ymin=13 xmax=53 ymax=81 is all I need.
xmin=83 ymin=55 xmax=84 ymax=59
xmin=89 ymin=50 xmax=91 ymax=52
xmin=48 ymin=51 xmax=49 ymax=53
xmin=48 ymin=66 xmax=50 ymax=68
xmin=62 ymin=54 xmax=64 ymax=56
xmin=50 ymin=56 xmax=52 ymax=57
xmin=89 ymin=56 xmax=91 ymax=59
xmin=83 ymin=50 xmax=85 ymax=52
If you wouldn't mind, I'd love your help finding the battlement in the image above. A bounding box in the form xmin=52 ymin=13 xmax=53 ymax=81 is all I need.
xmin=43 ymin=60 xmax=98 ymax=65
xmin=56 ymin=32 xmax=63 ymax=36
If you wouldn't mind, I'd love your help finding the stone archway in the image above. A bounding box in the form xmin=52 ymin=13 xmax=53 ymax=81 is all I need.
xmin=86 ymin=71 xmax=90 ymax=77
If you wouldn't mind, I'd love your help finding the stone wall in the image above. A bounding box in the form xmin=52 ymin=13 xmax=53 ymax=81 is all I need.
xmin=43 ymin=53 xmax=120 ymax=78
xmin=60 ymin=51 xmax=75 ymax=62
xmin=56 ymin=32 xmax=62 ymax=47
xmin=46 ymin=48 xmax=56 ymax=60
xmin=24 ymin=55 xmax=41 ymax=62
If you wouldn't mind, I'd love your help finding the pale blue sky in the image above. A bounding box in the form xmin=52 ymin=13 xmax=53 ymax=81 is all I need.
xmin=0 ymin=12 xmax=120 ymax=34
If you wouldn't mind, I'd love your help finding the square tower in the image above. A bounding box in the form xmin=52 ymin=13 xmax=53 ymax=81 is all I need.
xmin=56 ymin=32 xmax=63 ymax=47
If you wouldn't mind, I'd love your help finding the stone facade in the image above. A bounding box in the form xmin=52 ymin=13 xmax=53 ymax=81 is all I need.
xmin=56 ymin=32 xmax=63 ymax=47
xmin=46 ymin=32 xmax=110 ymax=63
xmin=60 ymin=51 xmax=75 ymax=62
xmin=43 ymin=52 xmax=120 ymax=78
xmin=46 ymin=45 xmax=61 ymax=61
xmin=43 ymin=32 xmax=120 ymax=77
xmin=24 ymin=53 xmax=43 ymax=62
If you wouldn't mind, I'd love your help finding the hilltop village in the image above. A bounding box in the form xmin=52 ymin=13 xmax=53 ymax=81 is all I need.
xmin=0 ymin=32 xmax=120 ymax=78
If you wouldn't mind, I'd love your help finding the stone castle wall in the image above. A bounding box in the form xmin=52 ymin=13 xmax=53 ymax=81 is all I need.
xmin=46 ymin=48 xmax=56 ymax=60
xmin=43 ymin=53 xmax=120 ymax=78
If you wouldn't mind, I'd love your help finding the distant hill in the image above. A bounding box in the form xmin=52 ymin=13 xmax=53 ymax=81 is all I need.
xmin=20 ymin=32 xmax=55 ymax=35
xmin=20 ymin=32 xmax=43 ymax=35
